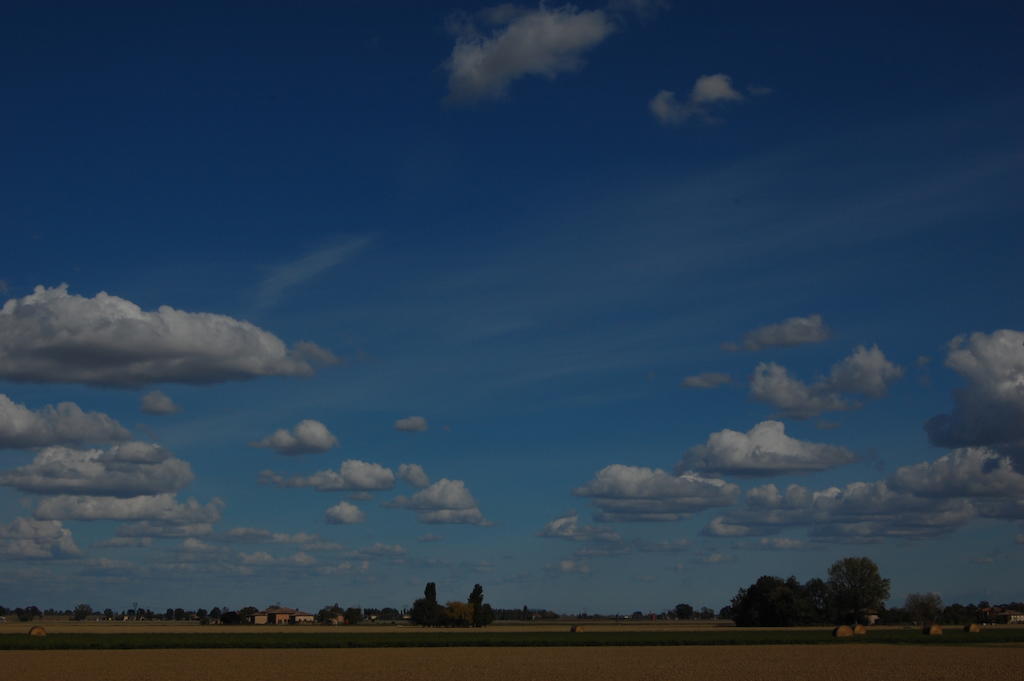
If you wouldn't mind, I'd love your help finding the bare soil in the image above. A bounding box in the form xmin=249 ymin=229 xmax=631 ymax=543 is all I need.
xmin=3 ymin=644 xmax=1021 ymax=681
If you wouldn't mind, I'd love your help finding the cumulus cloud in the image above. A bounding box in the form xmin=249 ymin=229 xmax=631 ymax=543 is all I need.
xmin=681 ymin=420 xmax=856 ymax=476
xmin=140 ymin=391 xmax=181 ymax=415
xmin=827 ymin=345 xmax=905 ymax=398
xmin=750 ymin=345 xmax=903 ymax=419
xmin=325 ymin=500 xmax=366 ymax=525
xmin=574 ymin=464 xmax=739 ymax=522
xmin=650 ymin=73 xmax=749 ymax=126
xmin=538 ymin=511 xmax=621 ymax=542
xmin=0 ymin=284 xmax=336 ymax=387
xmin=251 ymin=419 xmax=338 ymax=455
xmin=925 ymin=330 xmax=1024 ymax=455
xmin=445 ymin=4 xmax=616 ymax=103
xmin=705 ymin=478 xmax=978 ymax=541
xmin=398 ymin=463 xmax=430 ymax=488
xmin=0 ymin=394 xmax=130 ymax=449
xmin=723 ymin=314 xmax=830 ymax=352
xmin=260 ymin=459 xmax=395 ymax=491
xmin=757 ymin=537 xmax=806 ymax=550
xmin=0 ymin=443 xmax=193 ymax=496
xmin=0 ymin=517 xmax=79 ymax=558
xmin=348 ymin=542 xmax=406 ymax=560
xmin=35 ymin=494 xmax=223 ymax=524
xmin=181 ymin=537 xmax=221 ymax=553
xmin=888 ymin=447 xmax=1024 ymax=499
xmin=386 ymin=478 xmax=489 ymax=525
xmin=394 ymin=416 xmax=429 ymax=432
xmin=680 ymin=372 xmax=731 ymax=389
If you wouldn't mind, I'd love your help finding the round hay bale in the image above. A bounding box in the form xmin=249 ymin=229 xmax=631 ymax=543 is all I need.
xmin=922 ymin=624 xmax=943 ymax=636
xmin=570 ymin=625 xmax=584 ymax=633
xmin=832 ymin=625 xmax=854 ymax=637
xmin=964 ymin=623 xmax=981 ymax=633
xmin=853 ymin=624 xmax=868 ymax=635
xmin=28 ymin=626 xmax=47 ymax=637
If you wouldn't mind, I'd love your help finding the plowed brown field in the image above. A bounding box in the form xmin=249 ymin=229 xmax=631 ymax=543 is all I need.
xmin=3 ymin=644 xmax=1021 ymax=681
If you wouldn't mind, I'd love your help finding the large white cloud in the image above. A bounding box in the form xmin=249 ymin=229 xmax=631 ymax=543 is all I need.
xmin=681 ymin=420 xmax=856 ymax=476
xmin=0 ymin=393 xmax=130 ymax=449
xmin=260 ymin=459 xmax=395 ymax=491
xmin=34 ymin=494 xmax=223 ymax=524
xmin=574 ymin=464 xmax=739 ymax=521
xmin=0 ymin=442 xmax=193 ymax=496
xmin=387 ymin=478 xmax=489 ymax=525
xmin=888 ymin=447 xmax=1024 ymax=499
xmin=251 ymin=419 xmax=338 ymax=455
xmin=723 ymin=314 xmax=830 ymax=352
xmin=650 ymin=73 xmax=745 ymax=126
xmin=445 ymin=4 xmax=615 ymax=103
xmin=750 ymin=345 xmax=903 ymax=419
xmin=705 ymin=477 xmax=978 ymax=541
xmin=0 ymin=284 xmax=337 ymax=387
xmin=0 ymin=517 xmax=79 ymax=558
xmin=925 ymin=330 xmax=1024 ymax=455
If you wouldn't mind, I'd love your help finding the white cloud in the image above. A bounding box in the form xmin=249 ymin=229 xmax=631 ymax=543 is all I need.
xmin=418 ymin=533 xmax=443 ymax=543
xmin=0 ymin=443 xmax=193 ymax=496
xmin=115 ymin=521 xmax=214 ymax=538
xmin=680 ymin=372 xmax=731 ymax=389
xmin=702 ymin=515 xmax=758 ymax=537
xmin=538 ymin=511 xmax=621 ymax=542
xmin=260 ymin=459 xmax=395 ymax=491
xmin=387 ymin=478 xmax=490 ymax=525
xmin=394 ymin=416 xmax=429 ymax=432
xmin=681 ymin=420 xmax=856 ymax=476
xmin=750 ymin=345 xmax=903 ymax=419
xmin=398 ymin=463 xmax=430 ymax=488
xmin=445 ymin=4 xmax=615 ymax=103
xmin=93 ymin=536 xmax=153 ymax=548
xmin=325 ymin=500 xmax=365 ymax=525
xmin=827 ymin=344 xmax=905 ymax=398
xmin=35 ymin=494 xmax=223 ymax=524
xmin=181 ymin=537 xmax=220 ymax=553
xmin=925 ymin=330 xmax=1024 ymax=454
xmin=0 ymin=284 xmax=336 ymax=387
xmin=574 ymin=464 xmax=739 ymax=521
xmin=888 ymin=447 xmax=1024 ymax=498
xmin=724 ymin=314 xmax=830 ymax=352
xmin=695 ymin=552 xmax=735 ymax=564
xmin=251 ymin=419 xmax=338 ymax=455
xmin=553 ymin=559 xmax=590 ymax=574
xmin=0 ymin=517 xmax=79 ymax=558
xmin=650 ymin=73 xmax=746 ymax=126
xmin=140 ymin=391 xmax=180 ymax=415
xmin=239 ymin=550 xmax=315 ymax=566
xmin=0 ymin=393 xmax=130 ymax=449
xmin=707 ymin=478 xmax=978 ymax=541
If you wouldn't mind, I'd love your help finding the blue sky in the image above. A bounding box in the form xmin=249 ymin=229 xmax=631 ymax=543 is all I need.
xmin=1 ymin=1 xmax=1023 ymax=615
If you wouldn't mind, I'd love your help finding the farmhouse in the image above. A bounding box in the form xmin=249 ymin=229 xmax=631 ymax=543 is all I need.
xmin=246 ymin=606 xmax=315 ymax=625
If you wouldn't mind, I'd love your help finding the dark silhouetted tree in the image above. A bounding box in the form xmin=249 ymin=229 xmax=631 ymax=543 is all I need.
xmin=827 ymin=556 xmax=890 ymax=625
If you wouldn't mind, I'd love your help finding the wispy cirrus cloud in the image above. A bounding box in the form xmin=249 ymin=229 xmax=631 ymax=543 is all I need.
xmin=255 ymin=236 xmax=370 ymax=310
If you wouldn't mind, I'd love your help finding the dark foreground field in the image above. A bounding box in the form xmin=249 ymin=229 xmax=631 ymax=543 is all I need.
xmin=4 ymin=645 xmax=1023 ymax=681
xmin=2 ymin=626 xmax=1023 ymax=650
